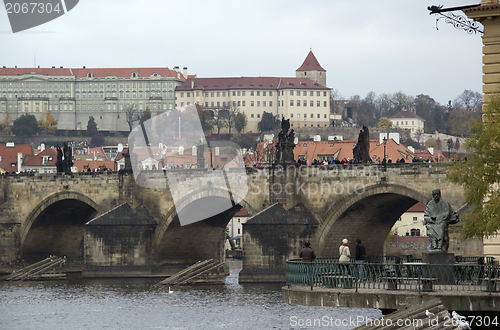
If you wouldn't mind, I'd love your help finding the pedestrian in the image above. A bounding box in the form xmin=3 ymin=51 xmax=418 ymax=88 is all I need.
xmin=339 ymin=238 xmax=350 ymax=263
xmin=300 ymin=241 xmax=316 ymax=286
xmin=300 ymin=241 xmax=316 ymax=262
xmin=339 ymin=238 xmax=351 ymax=276
xmin=355 ymin=238 xmax=366 ymax=282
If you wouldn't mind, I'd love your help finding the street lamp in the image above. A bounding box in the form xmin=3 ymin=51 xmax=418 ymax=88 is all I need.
xmin=383 ymin=137 xmax=387 ymax=171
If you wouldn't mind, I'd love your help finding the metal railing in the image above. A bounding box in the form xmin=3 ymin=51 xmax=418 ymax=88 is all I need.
xmin=286 ymin=258 xmax=500 ymax=293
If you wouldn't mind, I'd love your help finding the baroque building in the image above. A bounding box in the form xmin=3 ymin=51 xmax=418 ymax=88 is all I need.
xmin=175 ymin=51 xmax=331 ymax=132
xmin=0 ymin=66 xmax=186 ymax=132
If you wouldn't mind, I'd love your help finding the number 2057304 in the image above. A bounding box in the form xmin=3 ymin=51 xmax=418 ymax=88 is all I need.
xmin=5 ymin=2 xmax=62 ymax=14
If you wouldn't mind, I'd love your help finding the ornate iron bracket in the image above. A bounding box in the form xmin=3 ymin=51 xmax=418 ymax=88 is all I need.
xmin=428 ymin=4 xmax=484 ymax=34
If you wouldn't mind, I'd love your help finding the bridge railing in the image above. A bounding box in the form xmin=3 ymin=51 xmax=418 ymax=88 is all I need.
xmin=286 ymin=258 xmax=500 ymax=293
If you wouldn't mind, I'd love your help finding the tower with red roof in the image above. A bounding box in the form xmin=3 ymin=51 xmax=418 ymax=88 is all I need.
xmin=296 ymin=50 xmax=327 ymax=87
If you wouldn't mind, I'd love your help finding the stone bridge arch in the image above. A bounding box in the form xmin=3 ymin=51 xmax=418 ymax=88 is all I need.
xmin=20 ymin=191 xmax=101 ymax=261
xmin=153 ymin=187 xmax=256 ymax=264
xmin=314 ymin=183 xmax=428 ymax=258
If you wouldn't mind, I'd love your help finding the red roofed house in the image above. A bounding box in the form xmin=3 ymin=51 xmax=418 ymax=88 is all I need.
xmin=389 ymin=108 xmax=425 ymax=134
xmin=0 ymin=142 xmax=33 ymax=174
xmin=21 ymin=147 xmax=57 ymax=173
xmin=0 ymin=65 xmax=186 ymax=132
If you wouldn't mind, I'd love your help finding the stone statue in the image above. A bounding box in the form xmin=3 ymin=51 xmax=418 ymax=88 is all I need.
xmin=275 ymin=118 xmax=296 ymax=163
xmin=423 ymin=188 xmax=459 ymax=253
xmin=353 ymin=125 xmax=370 ymax=163
xmin=56 ymin=147 xmax=64 ymax=173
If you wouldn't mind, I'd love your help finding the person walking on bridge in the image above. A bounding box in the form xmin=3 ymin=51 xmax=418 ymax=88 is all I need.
xmin=355 ymin=238 xmax=366 ymax=282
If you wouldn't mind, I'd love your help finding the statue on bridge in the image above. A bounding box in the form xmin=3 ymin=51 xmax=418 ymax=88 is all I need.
xmin=423 ymin=188 xmax=459 ymax=253
xmin=352 ymin=126 xmax=370 ymax=163
xmin=56 ymin=143 xmax=74 ymax=174
xmin=275 ymin=118 xmax=296 ymax=163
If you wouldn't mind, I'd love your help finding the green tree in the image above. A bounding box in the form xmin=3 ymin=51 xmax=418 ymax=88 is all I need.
xmin=448 ymin=95 xmax=500 ymax=238
xmin=257 ymin=111 xmax=280 ymax=132
xmin=86 ymin=116 xmax=98 ymax=137
xmin=234 ymin=112 xmax=247 ymax=133
xmin=377 ymin=117 xmax=392 ymax=128
xmin=12 ymin=114 xmax=39 ymax=137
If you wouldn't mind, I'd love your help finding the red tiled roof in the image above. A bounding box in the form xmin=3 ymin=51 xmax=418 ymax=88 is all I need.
xmin=407 ymin=202 xmax=426 ymax=212
xmin=0 ymin=157 xmax=18 ymax=173
xmin=389 ymin=110 xmax=424 ymax=120
xmin=176 ymin=76 xmax=328 ymax=91
xmin=0 ymin=67 xmax=184 ymax=80
xmin=71 ymin=67 xmax=182 ymax=79
xmin=0 ymin=144 xmax=33 ymax=158
xmin=234 ymin=207 xmax=249 ymax=217
xmin=23 ymin=148 xmax=57 ymax=166
xmin=293 ymin=138 xmax=417 ymax=164
xmin=0 ymin=67 xmax=72 ymax=76
xmin=296 ymin=51 xmax=326 ymax=72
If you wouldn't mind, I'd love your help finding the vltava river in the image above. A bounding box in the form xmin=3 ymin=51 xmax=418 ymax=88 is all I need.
xmin=0 ymin=260 xmax=381 ymax=329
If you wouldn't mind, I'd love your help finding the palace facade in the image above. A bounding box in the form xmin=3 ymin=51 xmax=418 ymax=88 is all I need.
xmin=0 ymin=51 xmax=331 ymax=133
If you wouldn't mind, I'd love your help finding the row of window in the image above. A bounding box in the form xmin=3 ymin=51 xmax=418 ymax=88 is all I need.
xmin=0 ymin=81 xmax=172 ymax=89
xmin=290 ymin=113 xmax=328 ymax=119
xmin=179 ymin=90 xmax=328 ymax=98
xmin=395 ymin=120 xmax=418 ymax=125
xmin=290 ymin=100 xmax=328 ymax=107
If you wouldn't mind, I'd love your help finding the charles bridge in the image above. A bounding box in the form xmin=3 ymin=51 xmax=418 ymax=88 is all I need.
xmin=0 ymin=162 xmax=465 ymax=280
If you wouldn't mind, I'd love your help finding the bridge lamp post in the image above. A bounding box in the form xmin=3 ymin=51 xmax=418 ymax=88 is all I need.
xmin=383 ymin=137 xmax=387 ymax=172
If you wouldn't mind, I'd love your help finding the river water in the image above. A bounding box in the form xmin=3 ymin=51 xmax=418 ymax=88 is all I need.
xmin=0 ymin=260 xmax=381 ymax=330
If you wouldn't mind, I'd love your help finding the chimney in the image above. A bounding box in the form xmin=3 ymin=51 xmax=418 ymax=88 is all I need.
xmin=40 ymin=143 xmax=45 ymax=151
xmin=428 ymin=147 xmax=434 ymax=155
xmin=191 ymin=80 xmax=194 ymax=89
xmin=183 ymin=67 xmax=188 ymax=79
xmin=173 ymin=66 xmax=179 ymax=73
xmin=17 ymin=152 xmax=22 ymax=174
xmin=60 ymin=66 xmax=63 ymax=68
xmin=52 ymin=66 xmax=55 ymax=68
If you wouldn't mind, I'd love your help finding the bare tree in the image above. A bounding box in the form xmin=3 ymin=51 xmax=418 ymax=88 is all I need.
xmin=453 ymin=90 xmax=482 ymax=112
xmin=209 ymin=106 xmax=229 ymax=134
xmin=125 ymin=104 xmax=141 ymax=131
xmin=226 ymin=103 xmax=241 ymax=134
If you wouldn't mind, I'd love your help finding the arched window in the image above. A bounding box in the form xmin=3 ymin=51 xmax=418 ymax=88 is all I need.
xmin=410 ymin=229 xmax=420 ymax=237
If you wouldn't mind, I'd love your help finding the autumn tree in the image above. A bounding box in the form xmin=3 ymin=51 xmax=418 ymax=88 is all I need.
xmin=377 ymin=117 xmax=392 ymax=128
xmin=38 ymin=110 xmax=58 ymax=134
xmin=2 ymin=108 xmax=13 ymax=133
xmin=448 ymin=95 xmax=500 ymax=238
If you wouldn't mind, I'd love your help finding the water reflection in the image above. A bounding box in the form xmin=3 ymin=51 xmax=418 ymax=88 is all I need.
xmin=0 ymin=260 xmax=381 ymax=329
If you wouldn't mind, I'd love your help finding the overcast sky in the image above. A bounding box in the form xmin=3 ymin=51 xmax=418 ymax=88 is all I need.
xmin=0 ymin=0 xmax=483 ymax=105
